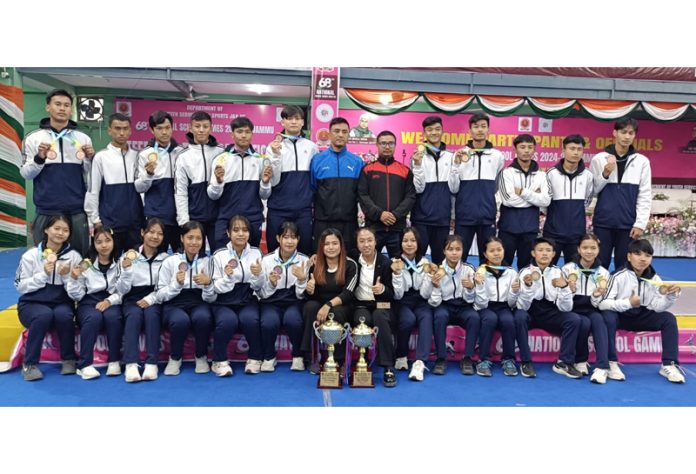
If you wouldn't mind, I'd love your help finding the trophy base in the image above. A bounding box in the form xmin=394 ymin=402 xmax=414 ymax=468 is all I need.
xmin=318 ymin=370 xmax=342 ymax=389
xmin=350 ymin=370 xmax=374 ymax=388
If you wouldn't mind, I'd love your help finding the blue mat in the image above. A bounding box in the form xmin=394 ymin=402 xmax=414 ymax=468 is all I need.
xmin=0 ymin=362 xmax=694 ymax=407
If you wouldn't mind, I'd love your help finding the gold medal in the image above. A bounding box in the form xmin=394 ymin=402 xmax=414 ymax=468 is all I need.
xmin=392 ymin=259 xmax=404 ymax=272
xmin=567 ymin=272 xmax=578 ymax=282
xmin=148 ymin=152 xmax=158 ymax=163
xmin=75 ymin=150 xmax=85 ymax=160
xmin=216 ymin=153 xmax=227 ymax=168
xmin=46 ymin=149 xmax=58 ymax=160
xmin=79 ymin=258 xmax=92 ymax=271
xmin=125 ymin=249 xmax=138 ymax=261
xmin=531 ymin=269 xmax=541 ymax=281
xmin=417 ymin=144 xmax=426 ymax=154
xmin=597 ymin=276 xmax=608 ymax=289
xmin=659 ymin=285 xmax=668 ymax=295
xmin=476 ymin=265 xmax=487 ymax=277
xmin=436 ymin=266 xmax=447 ymax=278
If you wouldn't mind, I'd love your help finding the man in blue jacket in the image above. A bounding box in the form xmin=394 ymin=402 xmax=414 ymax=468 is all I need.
xmin=310 ymin=117 xmax=364 ymax=253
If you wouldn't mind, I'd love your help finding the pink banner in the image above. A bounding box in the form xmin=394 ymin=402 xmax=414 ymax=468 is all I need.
xmin=114 ymin=98 xmax=285 ymax=154
xmin=4 ymin=327 xmax=696 ymax=371
xmin=309 ymin=67 xmax=340 ymax=150
xmin=341 ymin=110 xmax=696 ymax=187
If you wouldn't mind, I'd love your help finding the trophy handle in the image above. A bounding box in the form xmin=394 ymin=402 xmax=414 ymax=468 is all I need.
xmin=313 ymin=320 xmax=322 ymax=339
xmin=341 ymin=323 xmax=351 ymax=343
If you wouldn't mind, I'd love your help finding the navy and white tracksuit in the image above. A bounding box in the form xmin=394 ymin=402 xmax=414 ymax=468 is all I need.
xmin=175 ymin=133 xmax=225 ymax=254
xmin=476 ymin=266 xmax=520 ymax=362
xmin=156 ymin=254 xmax=216 ymax=360
xmin=15 ymin=244 xmax=81 ymax=365
xmin=258 ymin=249 xmax=310 ymax=360
xmin=515 ymin=264 xmax=582 ymax=364
xmin=598 ymin=263 xmax=680 ymax=365
xmin=544 ymin=160 xmax=594 ymax=265
xmin=66 ymin=260 xmax=123 ymax=368
xmin=392 ymin=256 xmax=434 ymax=362
xmin=210 ymin=243 xmax=264 ymax=362
xmin=207 ymin=146 xmax=272 ymax=250
xmin=135 ymin=139 xmax=184 ymax=253
xmin=21 ymin=118 xmax=93 ymax=255
xmin=590 ymin=145 xmax=652 ymax=270
xmin=267 ymin=135 xmax=319 ymax=256
xmin=85 ymin=143 xmax=144 ymax=255
xmin=422 ymin=261 xmax=484 ymax=360
xmin=497 ymin=159 xmax=550 ymax=269
xmin=449 ymin=141 xmax=505 ymax=260
xmin=114 ymin=249 xmax=169 ymax=365
xmin=411 ymin=145 xmax=454 ymax=264
xmin=561 ymin=260 xmax=611 ymax=368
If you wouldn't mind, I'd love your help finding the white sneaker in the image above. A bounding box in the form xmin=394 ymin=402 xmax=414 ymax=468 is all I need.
xmin=106 ymin=362 xmax=122 ymax=376
xmin=260 ymin=358 xmax=277 ymax=372
xmin=590 ymin=367 xmax=608 ymax=384
xmin=245 ymin=359 xmax=262 ymax=375
xmin=212 ymin=361 xmax=233 ymax=377
xmin=124 ymin=363 xmax=141 ymax=383
xmin=164 ymin=357 xmax=182 ymax=376
xmin=395 ymin=357 xmax=409 ymax=371
xmin=77 ymin=365 xmax=100 ymax=380
xmin=408 ymin=360 xmax=426 ymax=382
xmin=608 ymin=361 xmax=626 ymax=381
xmin=659 ymin=363 xmax=686 ymax=383
xmin=142 ymin=363 xmax=158 ymax=381
xmin=290 ymin=357 xmax=305 ymax=371
xmin=574 ymin=362 xmax=589 ymax=376
xmin=195 ymin=356 xmax=210 ymax=374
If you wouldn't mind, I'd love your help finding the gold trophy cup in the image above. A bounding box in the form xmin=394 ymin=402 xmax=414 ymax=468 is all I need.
xmin=349 ymin=316 xmax=378 ymax=388
xmin=313 ymin=312 xmax=350 ymax=389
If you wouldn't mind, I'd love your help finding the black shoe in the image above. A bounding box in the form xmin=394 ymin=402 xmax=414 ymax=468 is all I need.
xmin=520 ymin=361 xmax=536 ymax=378
xmin=459 ymin=356 xmax=475 ymax=375
xmin=552 ymin=361 xmax=582 ymax=379
xmin=432 ymin=358 xmax=447 ymax=375
xmin=383 ymin=369 xmax=397 ymax=388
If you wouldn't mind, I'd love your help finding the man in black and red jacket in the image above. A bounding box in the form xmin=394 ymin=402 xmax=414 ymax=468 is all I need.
xmin=358 ymin=130 xmax=416 ymax=258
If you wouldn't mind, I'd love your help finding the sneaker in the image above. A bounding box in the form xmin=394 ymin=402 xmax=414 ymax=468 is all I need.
xmin=60 ymin=360 xmax=76 ymax=375
xmin=142 ymin=363 xmax=159 ymax=381
xmin=590 ymin=367 xmax=608 ymax=384
xmin=106 ymin=362 xmax=122 ymax=376
xmin=195 ymin=356 xmax=210 ymax=374
xmin=383 ymin=369 xmax=397 ymax=388
xmin=164 ymin=357 xmax=182 ymax=376
xmin=290 ymin=357 xmax=305 ymax=371
xmin=608 ymin=361 xmax=626 ymax=381
xmin=124 ymin=363 xmax=141 ymax=383
xmin=245 ymin=359 xmax=262 ymax=375
xmin=432 ymin=358 xmax=447 ymax=375
xmin=212 ymin=361 xmax=233 ymax=377
xmin=476 ymin=359 xmax=493 ymax=377
xmin=408 ymin=360 xmax=426 ymax=381
xmin=574 ymin=361 xmax=590 ymax=376
xmin=77 ymin=365 xmax=100 ymax=380
xmin=520 ymin=362 xmax=536 ymax=378
xmin=459 ymin=356 xmax=475 ymax=375
xmin=394 ymin=356 xmax=409 ymax=371
xmin=22 ymin=364 xmax=43 ymax=381
xmin=309 ymin=361 xmax=321 ymax=375
xmin=502 ymin=359 xmax=519 ymax=377
xmin=260 ymin=358 xmax=277 ymax=372
xmin=659 ymin=362 xmax=686 ymax=383
xmin=553 ymin=361 xmax=582 ymax=379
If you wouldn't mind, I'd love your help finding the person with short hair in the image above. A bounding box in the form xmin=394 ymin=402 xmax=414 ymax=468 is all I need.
xmin=207 ymin=117 xmax=273 ymax=250
xmin=21 ymin=89 xmax=95 ymax=256
xmin=590 ymin=118 xmax=651 ymax=271
xmin=135 ymin=110 xmax=185 ymax=254
xmin=598 ymin=239 xmax=685 ymax=383
xmin=358 ymin=130 xmax=416 ymax=258
xmin=85 ymin=113 xmax=144 ymax=257
xmin=175 ymin=111 xmax=225 ymax=255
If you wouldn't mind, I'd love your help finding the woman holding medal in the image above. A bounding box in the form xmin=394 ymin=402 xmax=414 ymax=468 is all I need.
xmin=422 ymin=235 xmax=485 ymax=376
xmin=392 ymin=227 xmax=434 ymax=382
xmin=115 ymin=218 xmax=169 ymax=382
xmin=476 ymin=237 xmax=521 ymax=377
xmin=258 ymin=221 xmax=310 ymax=372
xmin=210 ymin=215 xmax=265 ymax=376
xmin=156 ymin=221 xmax=216 ymax=376
xmin=560 ymin=233 xmax=613 ymax=384
xmin=15 ymin=215 xmax=82 ymax=381
xmin=301 ymin=228 xmax=358 ymax=374
xmin=66 ymin=227 xmax=124 ymax=380
xmin=598 ymin=239 xmax=685 ymax=383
